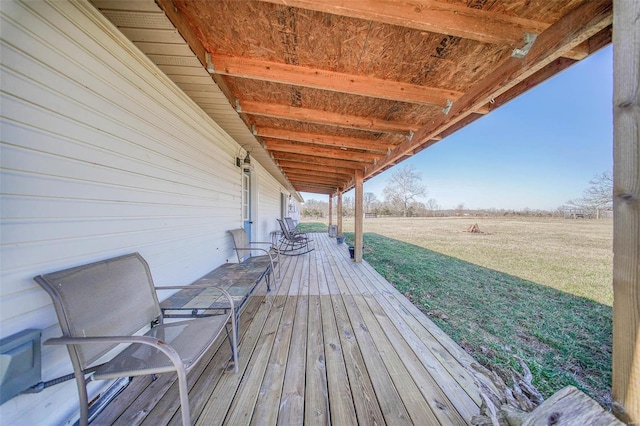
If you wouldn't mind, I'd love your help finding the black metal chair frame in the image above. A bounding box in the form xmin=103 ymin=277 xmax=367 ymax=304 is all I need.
xmin=276 ymin=219 xmax=314 ymax=256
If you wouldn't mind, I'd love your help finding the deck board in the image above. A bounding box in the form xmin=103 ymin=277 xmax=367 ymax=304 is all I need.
xmin=93 ymin=233 xmax=485 ymax=425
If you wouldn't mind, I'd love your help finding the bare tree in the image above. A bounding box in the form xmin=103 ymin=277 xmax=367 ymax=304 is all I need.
xmin=382 ymin=164 xmax=427 ymax=217
xmin=342 ymin=196 xmax=355 ymax=217
xmin=363 ymin=192 xmax=377 ymax=212
xmin=564 ymin=171 xmax=613 ymax=219
xmin=426 ymin=198 xmax=440 ymax=216
xmin=301 ymin=199 xmax=328 ymax=218
xmin=584 ymin=171 xmax=613 ymax=218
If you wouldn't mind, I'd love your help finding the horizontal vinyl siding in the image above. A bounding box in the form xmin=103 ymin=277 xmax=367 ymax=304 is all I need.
xmin=256 ymin=166 xmax=288 ymax=242
xmin=0 ymin=1 xmax=277 ymax=423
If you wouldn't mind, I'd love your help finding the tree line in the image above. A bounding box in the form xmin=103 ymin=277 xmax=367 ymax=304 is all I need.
xmin=301 ymin=165 xmax=613 ymax=219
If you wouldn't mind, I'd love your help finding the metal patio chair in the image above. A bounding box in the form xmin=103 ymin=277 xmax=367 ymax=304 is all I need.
xmin=229 ymin=228 xmax=280 ymax=289
xmin=34 ymin=253 xmax=238 ymax=426
xmin=276 ymin=219 xmax=314 ymax=255
xmin=284 ymin=217 xmax=310 ymax=241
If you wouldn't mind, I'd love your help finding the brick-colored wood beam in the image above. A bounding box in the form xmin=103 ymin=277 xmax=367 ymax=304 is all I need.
xmin=239 ymin=101 xmax=416 ymax=135
xmin=256 ymin=127 xmax=394 ymax=153
xmin=257 ymin=0 xmax=548 ymax=46
xmin=210 ymin=55 xmax=462 ymax=106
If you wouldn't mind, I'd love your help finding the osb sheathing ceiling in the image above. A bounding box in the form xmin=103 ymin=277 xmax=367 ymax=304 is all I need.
xmin=94 ymin=0 xmax=612 ymax=195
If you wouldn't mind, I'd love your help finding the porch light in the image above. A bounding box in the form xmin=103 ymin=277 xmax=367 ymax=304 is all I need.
xmin=236 ymin=151 xmax=251 ymax=167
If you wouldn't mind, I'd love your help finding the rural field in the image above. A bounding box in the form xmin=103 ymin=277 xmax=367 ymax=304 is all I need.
xmin=337 ymin=216 xmax=613 ymax=305
xmin=300 ymin=216 xmax=613 ymax=407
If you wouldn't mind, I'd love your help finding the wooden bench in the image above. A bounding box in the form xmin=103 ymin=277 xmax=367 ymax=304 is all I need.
xmin=160 ymin=257 xmax=274 ymax=339
xmin=34 ymin=253 xmax=237 ymax=426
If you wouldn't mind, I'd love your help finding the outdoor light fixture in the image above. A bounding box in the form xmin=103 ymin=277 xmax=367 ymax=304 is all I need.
xmin=236 ymin=150 xmax=251 ymax=167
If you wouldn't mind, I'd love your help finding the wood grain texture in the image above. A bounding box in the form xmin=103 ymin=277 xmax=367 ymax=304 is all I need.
xmin=93 ymin=234 xmax=499 ymax=425
xmin=612 ymin=0 xmax=640 ymax=423
xmin=522 ymin=386 xmax=622 ymax=425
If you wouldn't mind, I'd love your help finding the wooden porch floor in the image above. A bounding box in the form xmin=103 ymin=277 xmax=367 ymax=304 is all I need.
xmin=94 ymin=233 xmax=487 ymax=425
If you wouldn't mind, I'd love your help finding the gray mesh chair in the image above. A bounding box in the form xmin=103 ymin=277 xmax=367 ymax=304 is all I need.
xmin=284 ymin=217 xmax=310 ymax=241
xmin=34 ymin=253 xmax=238 ymax=426
xmin=276 ymin=219 xmax=314 ymax=255
xmin=229 ymin=228 xmax=279 ymax=289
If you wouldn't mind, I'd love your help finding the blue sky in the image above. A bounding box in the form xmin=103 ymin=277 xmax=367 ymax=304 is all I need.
xmin=302 ymin=45 xmax=613 ymax=211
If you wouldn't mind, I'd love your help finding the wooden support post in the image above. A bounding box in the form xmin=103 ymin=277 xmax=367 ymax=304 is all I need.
xmin=612 ymin=1 xmax=640 ymax=423
xmin=354 ymin=169 xmax=364 ymax=262
xmin=328 ymin=194 xmax=333 ymax=227
xmin=337 ymin=193 xmax=343 ymax=236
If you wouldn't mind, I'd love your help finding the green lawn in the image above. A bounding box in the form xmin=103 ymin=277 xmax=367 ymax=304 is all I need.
xmin=301 ymin=217 xmax=613 ymax=408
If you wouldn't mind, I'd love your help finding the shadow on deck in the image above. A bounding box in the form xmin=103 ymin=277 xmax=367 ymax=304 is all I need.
xmin=94 ymin=233 xmax=488 ymax=425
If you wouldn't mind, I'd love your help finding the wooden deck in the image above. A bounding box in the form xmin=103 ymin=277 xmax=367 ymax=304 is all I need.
xmin=94 ymin=233 xmax=488 ymax=425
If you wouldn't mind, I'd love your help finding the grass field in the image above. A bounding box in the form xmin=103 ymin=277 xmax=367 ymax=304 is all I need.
xmin=299 ymin=217 xmax=613 ymax=407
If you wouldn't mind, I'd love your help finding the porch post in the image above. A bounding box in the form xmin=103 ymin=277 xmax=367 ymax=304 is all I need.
xmin=354 ymin=169 xmax=364 ymax=262
xmin=337 ymin=192 xmax=343 ymax=236
xmin=612 ymin=0 xmax=640 ymax=423
xmin=328 ymin=194 xmax=333 ymax=227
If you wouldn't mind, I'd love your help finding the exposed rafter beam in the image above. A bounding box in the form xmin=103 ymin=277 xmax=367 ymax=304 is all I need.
xmin=209 ymin=55 xmax=462 ymax=106
xmin=239 ymin=101 xmax=416 ymax=134
xmin=255 ymin=127 xmax=394 ymax=153
xmin=276 ymin=160 xmax=355 ymax=176
xmin=257 ymin=0 xmax=549 ymax=46
xmin=487 ymin=27 xmax=611 ymax=113
xmin=363 ymin=0 xmax=613 ymax=181
xmin=291 ymin=181 xmax=340 ymax=190
xmin=294 ymin=185 xmax=338 ymax=194
xmin=287 ymin=174 xmax=346 ymax=186
xmin=273 ymin=152 xmax=366 ymax=169
xmin=283 ymin=169 xmax=351 ymax=181
xmin=264 ymin=139 xmax=379 ymax=163
xmin=281 ymin=166 xmax=352 ymax=179
xmin=563 ymin=25 xmax=612 ymax=60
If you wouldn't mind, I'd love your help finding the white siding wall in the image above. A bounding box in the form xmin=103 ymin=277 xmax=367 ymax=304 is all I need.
xmin=256 ymin=166 xmax=287 ymax=241
xmin=0 ymin=1 xmax=288 ymax=423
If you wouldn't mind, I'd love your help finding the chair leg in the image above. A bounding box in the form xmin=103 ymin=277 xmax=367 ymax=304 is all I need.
xmin=177 ymin=368 xmax=191 ymax=426
xmin=231 ymin=308 xmax=239 ymax=374
xmin=72 ymin=362 xmax=89 ymax=426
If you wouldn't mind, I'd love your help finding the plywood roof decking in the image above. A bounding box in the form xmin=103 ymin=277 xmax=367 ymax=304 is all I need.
xmin=95 ymin=0 xmax=612 ymax=195
xmin=93 ymin=233 xmax=494 ymax=425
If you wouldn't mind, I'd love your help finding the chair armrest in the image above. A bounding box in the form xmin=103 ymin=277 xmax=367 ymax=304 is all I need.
xmin=44 ymin=335 xmax=185 ymax=371
xmin=247 ymin=241 xmax=274 ymax=246
xmin=233 ymin=247 xmax=277 ymax=260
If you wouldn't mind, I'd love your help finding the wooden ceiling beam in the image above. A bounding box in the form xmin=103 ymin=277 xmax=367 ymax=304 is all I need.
xmin=210 ymin=55 xmax=461 ymax=106
xmin=291 ymin=181 xmax=340 ymax=190
xmin=239 ymin=101 xmax=416 ymax=134
xmin=282 ymin=168 xmax=353 ymax=181
xmin=287 ymin=174 xmax=346 ymax=186
xmin=364 ymin=0 xmax=612 ymax=179
xmin=487 ymin=28 xmax=608 ymax=113
xmin=293 ymin=185 xmax=337 ymax=194
xmin=255 ymin=127 xmax=394 ymax=153
xmin=264 ymin=139 xmax=379 ymax=162
xmin=257 ymin=0 xmax=549 ymax=46
xmin=276 ymin=160 xmax=355 ymax=176
xmin=273 ymin=152 xmax=366 ymax=169
xmin=563 ymin=25 xmax=612 ymax=60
